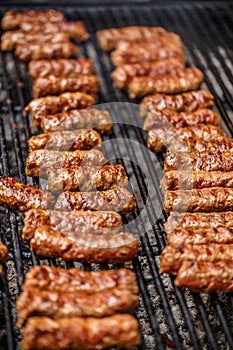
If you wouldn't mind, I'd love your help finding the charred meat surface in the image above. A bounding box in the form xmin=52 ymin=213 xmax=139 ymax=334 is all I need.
xmin=54 ymin=187 xmax=136 ymax=213
xmin=140 ymin=90 xmax=215 ymax=115
xmin=17 ymin=287 xmax=138 ymax=326
xmin=46 ymin=164 xmax=128 ymax=192
xmin=15 ymin=42 xmax=78 ymax=61
xmin=1 ymin=31 xmax=70 ymax=51
xmin=112 ymin=59 xmax=185 ymax=89
xmin=0 ymin=241 xmax=9 ymax=263
xmin=164 ymin=187 xmax=233 ymax=213
xmin=176 ymin=137 xmax=233 ymax=153
xmin=96 ymin=26 xmax=168 ymax=50
xmin=1 ymin=10 xmax=65 ymax=30
xmin=175 ymin=261 xmax=233 ymax=293
xmin=160 ymin=170 xmax=233 ymax=192
xmin=0 ymin=176 xmax=54 ymax=211
xmin=165 ymin=211 xmax=233 ymax=232
xmin=32 ymin=75 xmax=99 ymax=98
xmin=28 ymin=58 xmax=93 ymax=78
xmin=111 ymin=46 xmax=186 ymax=67
xmin=39 ymin=108 xmax=112 ymax=134
xmin=30 ymin=226 xmax=139 ymax=264
xmin=26 ymin=149 xmax=108 ymax=177
xmin=128 ymin=68 xmax=203 ymax=98
xmin=23 ymin=266 xmax=138 ymax=294
xmin=27 ymin=129 xmax=102 ymax=152
xmin=160 ymin=243 xmax=233 ymax=274
xmin=22 ymin=315 xmax=141 ymax=350
xmin=23 ymin=209 xmax=123 ymax=240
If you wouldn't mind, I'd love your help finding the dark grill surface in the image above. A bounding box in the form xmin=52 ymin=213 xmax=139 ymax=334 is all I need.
xmin=0 ymin=2 xmax=233 ymax=350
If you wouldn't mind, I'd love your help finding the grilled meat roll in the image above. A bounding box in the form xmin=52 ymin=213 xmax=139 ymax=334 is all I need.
xmin=17 ymin=287 xmax=138 ymax=327
xmin=160 ymin=171 xmax=233 ymax=192
xmin=1 ymin=10 xmax=65 ymax=30
xmin=46 ymin=164 xmax=128 ymax=192
xmin=24 ymin=92 xmax=95 ymax=125
xmin=177 ymin=137 xmax=233 ymax=153
xmin=30 ymin=226 xmax=139 ymax=264
xmin=23 ymin=209 xmax=122 ymax=240
xmin=0 ymin=176 xmax=54 ymax=211
xmin=128 ymin=68 xmax=203 ymax=99
xmin=160 ymin=244 xmax=233 ymax=274
xmin=23 ymin=266 xmax=138 ymax=294
xmin=164 ymin=151 xmax=233 ymax=172
xmin=148 ymin=124 xmax=226 ymax=153
xmin=20 ymin=21 xmax=89 ymax=42
xmin=32 ymin=75 xmax=99 ymax=98
xmin=111 ymin=46 xmax=186 ymax=67
xmin=175 ymin=261 xmax=233 ymax=293
xmin=22 ymin=315 xmax=141 ymax=350
xmin=96 ymin=25 xmax=167 ymax=51
xmin=0 ymin=241 xmax=9 ymax=263
xmin=39 ymin=109 xmax=112 ymax=134
xmin=112 ymin=59 xmax=185 ymax=89
xmin=15 ymin=42 xmax=78 ymax=62
xmin=144 ymin=109 xmax=220 ymax=131
xmin=28 ymin=58 xmax=93 ymax=78
xmin=27 ymin=129 xmax=102 ymax=152
xmin=164 ymin=187 xmax=233 ymax=213
xmin=165 ymin=211 xmax=233 ymax=232
xmin=54 ymin=187 xmax=136 ymax=213
xmin=1 ymin=31 xmax=70 ymax=51
xmin=167 ymin=226 xmax=233 ymax=246
xmin=115 ymin=33 xmax=183 ymax=50
xmin=140 ymin=90 xmax=215 ymax=115
xmin=26 ymin=149 xmax=108 ymax=177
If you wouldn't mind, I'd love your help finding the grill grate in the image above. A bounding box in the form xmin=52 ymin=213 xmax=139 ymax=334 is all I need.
xmin=0 ymin=2 xmax=233 ymax=350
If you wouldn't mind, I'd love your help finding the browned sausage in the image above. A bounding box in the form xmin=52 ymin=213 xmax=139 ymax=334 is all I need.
xmin=23 ymin=266 xmax=139 ymax=294
xmin=0 ymin=241 xmax=9 ymax=263
xmin=28 ymin=58 xmax=93 ymax=78
xmin=30 ymin=226 xmax=139 ymax=264
xmin=21 ymin=315 xmax=141 ymax=350
xmin=177 ymin=137 xmax=233 ymax=153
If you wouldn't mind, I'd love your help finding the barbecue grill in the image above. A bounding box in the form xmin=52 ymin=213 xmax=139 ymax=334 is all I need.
xmin=0 ymin=1 xmax=233 ymax=349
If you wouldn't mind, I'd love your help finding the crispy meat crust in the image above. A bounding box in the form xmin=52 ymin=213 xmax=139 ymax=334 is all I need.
xmin=144 ymin=109 xmax=220 ymax=131
xmin=96 ymin=26 xmax=167 ymax=50
xmin=23 ymin=266 xmax=138 ymax=294
xmin=1 ymin=10 xmax=65 ymax=30
xmin=32 ymin=75 xmax=99 ymax=98
xmin=148 ymin=124 xmax=226 ymax=153
xmin=164 ymin=151 xmax=233 ymax=172
xmin=165 ymin=211 xmax=233 ymax=232
xmin=54 ymin=187 xmax=136 ymax=213
xmin=20 ymin=21 xmax=89 ymax=42
xmin=1 ymin=31 xmax=70 ymax=51
xmin=128 ymin=68 xmax=203 ymax=98
xmin=28 ymin=58 xmax=93 ymax=78
xmin=140 ymin=90 xmax=215 ymax=115
xmin=46 ymin=164 xmax=128 ymax=192
xmin=164 ymin=187 xmax=233 ymax=213
xmin=27 ymin=129 xmax=102 ymax=152
xmin=17 ymin=287 xmax=138 ymax=327
xmin=0 ymin=176 xmax=54 ymax=211
xmin=26 ymin=149 xmax=108 ymax=177
xmin=30 ymin=226 xmax=139 ymax=264
xmin=166 ymin=226 xmax=233 ymax=246
xmin=160 ymin=170 xmax=233 ymax=192
xmin=22 ymin=209 xmax=122 ymax=240
xmin=112 ymin=59 xmax=185 ymax=89
xmin=0 ymin=241 xmax=9 ymax=263
xmin=111 ymin=46 xmax=186 ymax=67
xmin=21 ymin=315 xmax=141 ymax=350
xmin=177 ymin=137 xmax=233 ymax=153
xmin=15 ymin=42 xmax=78 ymax=61
xmin=160 ymin=243 xmax=233 ymax=274
xmin=175 ymin=261 xmax=233 ymax=292
xmin=39 ymin=108 xmax=112 ymax=134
